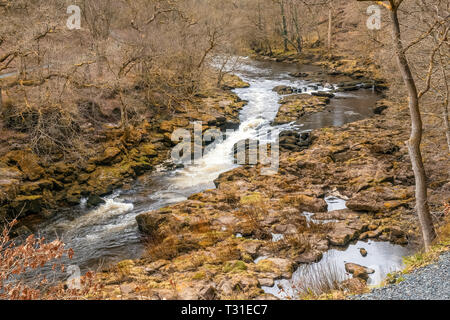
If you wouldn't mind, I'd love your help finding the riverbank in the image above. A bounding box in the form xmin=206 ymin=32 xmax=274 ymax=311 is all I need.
xmin=353 ymin=250 xmax=449 ymax=300
xmin=0 ymin=74 xmax=249 ymax=236
xmin=92 ymin=49 xmax=449 ymax=300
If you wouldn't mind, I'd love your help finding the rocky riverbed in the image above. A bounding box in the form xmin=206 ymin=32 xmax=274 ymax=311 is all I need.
xmin=0 ymin=74 xmax=249 ymax=236
xmin=4 ymin=49 xmax=448 ymax=300
xmin=92 ymin=52 xmax=449 ymax=300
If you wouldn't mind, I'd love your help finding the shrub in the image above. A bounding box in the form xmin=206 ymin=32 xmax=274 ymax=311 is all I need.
xmin=0 ymin=219 xmax=98 ymax=300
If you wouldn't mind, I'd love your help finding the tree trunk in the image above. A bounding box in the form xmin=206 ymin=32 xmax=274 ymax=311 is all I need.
xmin=96 ymin=41 xmax=106 ymax=78
xmin=444 ymin=97 xmax=450 ymax=152
xmin=440 ymin=53 xmax=450 ymax=152
xmin=292 ymin=5 xmax=302 ymax=53
xmin=118 ymin=90 xmax=130 ymax=139
xmin=327 ymin=4 xmax=332 ymax=53
xmin=390 ymin=8 xmax=436 ymax=250
xmin=280 ymin=0 xmax=288 ymax=52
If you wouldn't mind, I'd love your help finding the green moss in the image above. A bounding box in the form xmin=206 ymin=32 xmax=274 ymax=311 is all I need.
xmin=255 ymin=259 xmax=276 ymax=272
xmin=241 ymin=253 xmax=253 ymax=263
xmin=117 ymin=260 xmax=135 ymax=269
xmin=192 ymin=271 xmax=206 ymax=280
xmin=223 ymin=260 xmax=248 ymax=273
xmin=384 ymin=271 xmax=405 ymax=285
xmin=240 ymin=192 xmax=262 ymax=205
xmin=400 ymin=224 xmax=449 ymax=273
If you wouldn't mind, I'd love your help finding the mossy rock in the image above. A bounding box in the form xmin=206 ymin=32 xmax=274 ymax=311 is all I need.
xmin=240 ymin=192 xmax=263 ymax=205
xmin=117 ymin=260 xmax=135 ymax=270
xmin=138 ymin=143 xmax=158 ymax=158
xmin=192 ymin=271 xmax=207 ymax=280
xmin=5 ymin=150 xmax=45 ymax=181
xmin=11 ymin=195 xmax=43 ymax=214
xmin=223 ymin=260 xmax=248 ymax=273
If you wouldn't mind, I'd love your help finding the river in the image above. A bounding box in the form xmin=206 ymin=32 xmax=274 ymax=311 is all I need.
xmin=36 ymin=57 xmax=395 ymax=283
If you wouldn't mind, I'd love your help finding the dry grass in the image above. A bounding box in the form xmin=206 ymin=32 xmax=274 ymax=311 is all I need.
xmin=402 ymin=209 xmax=450 ymax=273
xmin=144 ymin=234 xmax=201 ymax=261
xmin=221 ymin=186 xmax=241 ymax=206
xmin=238 ymin=199 xmax=271 ymax=240
xmin=293 ymin=260 xmax=343 ymax=298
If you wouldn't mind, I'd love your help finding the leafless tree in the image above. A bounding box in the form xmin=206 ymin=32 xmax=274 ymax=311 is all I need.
xmin=378 ymin=0 xmax=437 ymax=250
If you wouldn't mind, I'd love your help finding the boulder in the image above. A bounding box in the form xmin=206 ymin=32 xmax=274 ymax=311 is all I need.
xmin=311 ymin=91 xmax=335 ymax=98
xmin=138 ymin=143 xmax=158 ymax=158
xmin=255 ymin=258 xmax=294 ymax=278
xmin=273 ymin=94 xmax=330 ymax=124
xmin=238 ymin=240 xmax=262 ymax=258
xmin=87 ymin=165 xmax=131 ymax=195
xmin=87 ymin=194 xmax=106 ymax=207
xmin=218 ymin=275 xmax=259 ymax=296
xmin=272 ymin=85 xmax=294 ymax=95
xmin=289 ymin=72 xmax=309 ymax=78
xmin=0 ymin=167 xmax=21 ymax=202
xmin=279 ymin=130 xmax=312 ymax=152
xmin=388 ymin=227 xmax=408 ymax=245
xmin=293 ymin=249 xmax=323 ymax=264
xmin=177 ymin=282 xmax=217 ymax=300
xmin=159 ymin=117 xmax=190 ymax=133
xmin=313 ymin=209 xmax=360 ymax=221
xmin=5 ymin=150 xmax=45 ymax=181
xmin=359 ymin=248 xmax=368 ymax=257
xmin=136 ymin=212 xmax=171 ymax=236
xmin=99 ymin=147 xmax=122 ymax=164
xmin=144 ymin=260 xmax=169 ymax=275
xmin=258 ymin=278 xmax=275 ymax=287
xmin=359 ymin=228 xmax=382 ymax=240
xmin=19 ymin=180 xmax=53 ymax=194
xmin=336 ymin=86 xmax=359 ymax=92
xmin=346 ymin=198 xmax=383 ymax=213
xmin=345 ymin=263 xmax=375 ymax=280
xmin=11 ymin=195 xmax=43 ymax=215
xmin=283 ymin=194 xmax=328 ymax=212
xmin=232 ymin=139 xmax=260 ymax=164
xmin=373 ymin=104 xmax=388 ymax=115
xmin=221 ymin=74 xmax=250 ymax=89
xmin=327 ymin=221 xmax=368 ymax=246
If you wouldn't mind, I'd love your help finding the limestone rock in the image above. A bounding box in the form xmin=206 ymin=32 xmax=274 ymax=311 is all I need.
xmin=359 ymin=248 xmax=368 ymax=257
xmin=136 ymin=212 xmax=171 ymax=236
xmin=328 ymin=221 xmax=368 ymax=246
xmin=293 ymin=249 xmax=323 ymax=264
xmin=100 ymin=147 xmax=122 ymax=164
xmin=5 ymin=150 xmax=45 ymax=181
xmin=272 ymin=85 xmax=294 ymax=95
xmin=238 ymin=240 xmax=262 ymax=258
xmin=345 ymin=263 xmax=375 ymax=280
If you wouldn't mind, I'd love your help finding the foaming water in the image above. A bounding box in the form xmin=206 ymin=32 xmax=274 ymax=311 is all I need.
xmin=36 ymin=57 xmax=382 ymax=274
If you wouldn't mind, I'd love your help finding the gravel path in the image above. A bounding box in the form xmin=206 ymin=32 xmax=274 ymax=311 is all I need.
xmin=353 ymin=251 xmax=450 ymax=300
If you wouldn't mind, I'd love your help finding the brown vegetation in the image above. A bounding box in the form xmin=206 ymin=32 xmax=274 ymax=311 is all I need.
xmin=0 ymin=0 xmax=448 ymax=300
xmin=0 ymin=218 xmax=98 ymax=299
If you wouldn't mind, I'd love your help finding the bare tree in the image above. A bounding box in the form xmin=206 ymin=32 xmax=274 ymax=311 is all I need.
xmin=274 ymin=0 xmax=289 ymax=52
xmin=378 ymin=0 xmax=437 ymax=250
